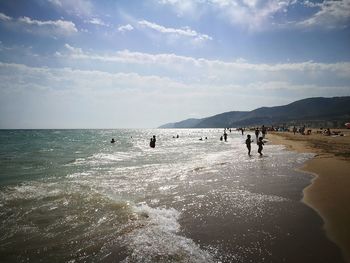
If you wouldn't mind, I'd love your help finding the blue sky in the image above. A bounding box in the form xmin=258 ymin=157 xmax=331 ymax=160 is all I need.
xmin=0 ymin=0 xmax=349 ymax=128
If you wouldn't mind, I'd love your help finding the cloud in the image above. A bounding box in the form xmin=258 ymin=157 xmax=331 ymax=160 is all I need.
xmin=0 ymin=62 xmax=189 ymax=128
xmin=158 ymin=0 xmax=350 ymax=30
xmin=48 ymin=0 xmax=93 ymax=17
xmin=157 ymin=0 xmax=203 ymax=17
xmin=118 ymin=24 xmax=134 ymax=32
xmin=88 ymin=18 xmax=109 ymax=27
xmin=157 ymin=0 xmax=297 ymax=30
xmin=1 ymin=60 xmax=349 ymax=128
xmin=0 ymin=12 xmax=78 ymax=36
xmin=60 ymin=45 xmax=350 ymax=80
xmin=0 ymin=12 xmax=11 ymax=21
xmin=138 ymin=20 xmax=212 ymax=42
xmin=298 ymin=0 xmax=350 ymax=29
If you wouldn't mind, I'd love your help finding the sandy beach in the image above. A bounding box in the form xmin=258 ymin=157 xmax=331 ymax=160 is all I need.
xmin=268 ymin=129 xmax=350 ymax=263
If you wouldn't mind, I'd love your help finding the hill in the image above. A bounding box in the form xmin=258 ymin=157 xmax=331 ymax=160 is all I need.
xmin=159 ymin=97 xmax=350 ymax=128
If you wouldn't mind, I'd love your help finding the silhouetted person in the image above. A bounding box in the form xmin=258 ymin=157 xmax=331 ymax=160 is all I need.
xmin=220 ymin=136 xmax=223 ymax=141
xmin=293 ymin=126 xmax=297 ymax=135
xmin=241 ymin=128 xmax=244 ymax=136
xmin=245 ymin=134 xmax=252 ymax=156
xmin=150 ymin=137 xmax=156 ymax=148
xmin=223 ymin=130 xmax=227 ymax=142
xmin=111 ymin=138 xmax=115 ymax=143
xmin=176 ymin=134 xmax=179 ymax=138
xmin=257 ymin=137 xmax=264 ymax=156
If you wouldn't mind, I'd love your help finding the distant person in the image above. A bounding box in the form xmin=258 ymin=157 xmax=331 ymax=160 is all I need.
xmin=150 ymin=138 xmax=155 ymax=148
xmin=257 ymin=137 xmax=264 ymax=156
xmin=150 ymin=135 xmax=156 ymax=148
xmin=293 ymin=126 xmax=297 ymax=135
xmin=223 ymin=130 xmax=228 ymax=142
xmin=245 ymin=135 xmax=252 ymax=156
xmin=111 ymin=138 xmax=115 ymax=143
xmin=255 ymin=128 xmax=259 ymax=141
xmin=176 ymin=134 xmax=179 ymax=138
xmin=199 ymin=137 xmax=203 ymax=141
xmin=241 ymin=128 xmax=244 ymax=136
xmin=220 ymin=136 xmax=223 ymax=141
xmin=205 ymin=137 xmax=208 ymax=140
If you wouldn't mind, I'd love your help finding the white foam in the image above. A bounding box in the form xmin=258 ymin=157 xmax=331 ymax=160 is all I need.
xmin=122 ymin=204 xmax=214 ymax=263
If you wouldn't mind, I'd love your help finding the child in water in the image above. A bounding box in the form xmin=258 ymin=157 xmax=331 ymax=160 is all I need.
xmin=257 ymin=137 xmax=264 ymax=156
xmin=245 ymin=134 xmax=252 ymax=156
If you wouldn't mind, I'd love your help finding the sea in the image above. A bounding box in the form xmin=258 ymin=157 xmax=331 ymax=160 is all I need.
xmin=0 ymin=129 xmax=345 ymax=263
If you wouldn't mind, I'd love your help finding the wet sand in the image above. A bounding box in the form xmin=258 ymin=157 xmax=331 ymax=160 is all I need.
xmin=268 ymin=130 xmax=350 ymax=263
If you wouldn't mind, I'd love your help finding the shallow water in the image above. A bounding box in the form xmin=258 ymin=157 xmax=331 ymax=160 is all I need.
xmin=0 ymin=129 xmax=345 ymax=262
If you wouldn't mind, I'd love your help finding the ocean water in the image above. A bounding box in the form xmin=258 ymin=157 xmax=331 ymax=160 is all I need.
xmin=0 ymin=129 xmax=345 ymax=263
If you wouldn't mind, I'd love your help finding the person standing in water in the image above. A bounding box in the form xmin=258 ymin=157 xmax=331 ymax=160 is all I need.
xmin=223 ymin=130 xmax=228 ymax=142
xmin=257 ymin=137 xmax=264 ymax=156
xmin=150 ymin=135 xmax=156 ymax=148
xmin=245 ymin=134 xmax=252 ymax=156
xmin=149 ymin=138 xmax=155 ymax=148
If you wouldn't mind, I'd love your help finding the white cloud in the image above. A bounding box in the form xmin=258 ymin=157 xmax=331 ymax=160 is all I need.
xmin=157 ymin=0 xmax=296 ymax=30
xmin=118 ymin=24 xmax=134 ymax=32
xmin=1 ymin=60 xmax=349 ymax=128
xmin=209 ymin=0 xmax=296 ymax=30
xmin=158 ymin=0 xmax=350 ymax=30
xmin=48 ymin=0 xmax=93 ymax=17
xmin=0 ymin=12 xmax=78 ymax=36
xmin=157 ymin=0 xmax=203 ymax=17
xmin=88 ymin=18 xmax=109 ymax=27
xmin=298 ymin=0 xmax=350 ymax=29
xmin=63 ymin=44 xmax=83 ymax=54
xmin=138 ymin=20 xmax=212 ymax=42
xmin=0 ymin=12 xmax=11 ymax=21
xmin=60 ymin=45 xmax=350 ymax=79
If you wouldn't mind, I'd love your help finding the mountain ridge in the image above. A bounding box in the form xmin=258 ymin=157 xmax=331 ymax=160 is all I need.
xmin=159 ymin=96 xmax=350 ymax=128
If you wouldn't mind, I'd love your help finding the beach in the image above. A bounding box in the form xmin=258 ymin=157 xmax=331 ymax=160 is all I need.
xmin=268 ymin=129 xmax=350 ymax=263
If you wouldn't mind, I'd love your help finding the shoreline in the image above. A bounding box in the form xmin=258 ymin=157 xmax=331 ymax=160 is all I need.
xmin=268 ymin=131 xmax=350 ymax=263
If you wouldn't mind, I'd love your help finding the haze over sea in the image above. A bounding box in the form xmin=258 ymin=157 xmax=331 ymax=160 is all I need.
xmin=0 ymin=129 xmax=345 ymax=262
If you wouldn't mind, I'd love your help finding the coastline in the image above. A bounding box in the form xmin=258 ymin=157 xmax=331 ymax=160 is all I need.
xmin=268 ymin=130 xmax=350 ymax=263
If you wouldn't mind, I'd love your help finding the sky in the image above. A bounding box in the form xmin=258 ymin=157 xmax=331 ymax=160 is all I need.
xmin=0 ymin=0 xmax=349 ymax=128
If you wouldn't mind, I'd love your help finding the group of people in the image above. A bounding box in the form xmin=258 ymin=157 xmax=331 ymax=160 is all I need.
xmin=110 ymin=127 xmax=266 ymax=156
xmin=245 ymin=135 xmax=264 ymax=156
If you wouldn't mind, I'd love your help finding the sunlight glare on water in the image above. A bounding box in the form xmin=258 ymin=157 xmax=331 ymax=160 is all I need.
xmin=0 ymin=129 xmax=318 ymax=262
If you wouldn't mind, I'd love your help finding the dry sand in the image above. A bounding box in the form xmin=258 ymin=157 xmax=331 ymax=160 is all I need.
xmin=268 ymin=129 xmax=350 ymax=263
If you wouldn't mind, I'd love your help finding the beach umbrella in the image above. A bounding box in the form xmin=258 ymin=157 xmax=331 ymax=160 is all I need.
xmin=345 ymin=123 xmax=350 ymax=129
